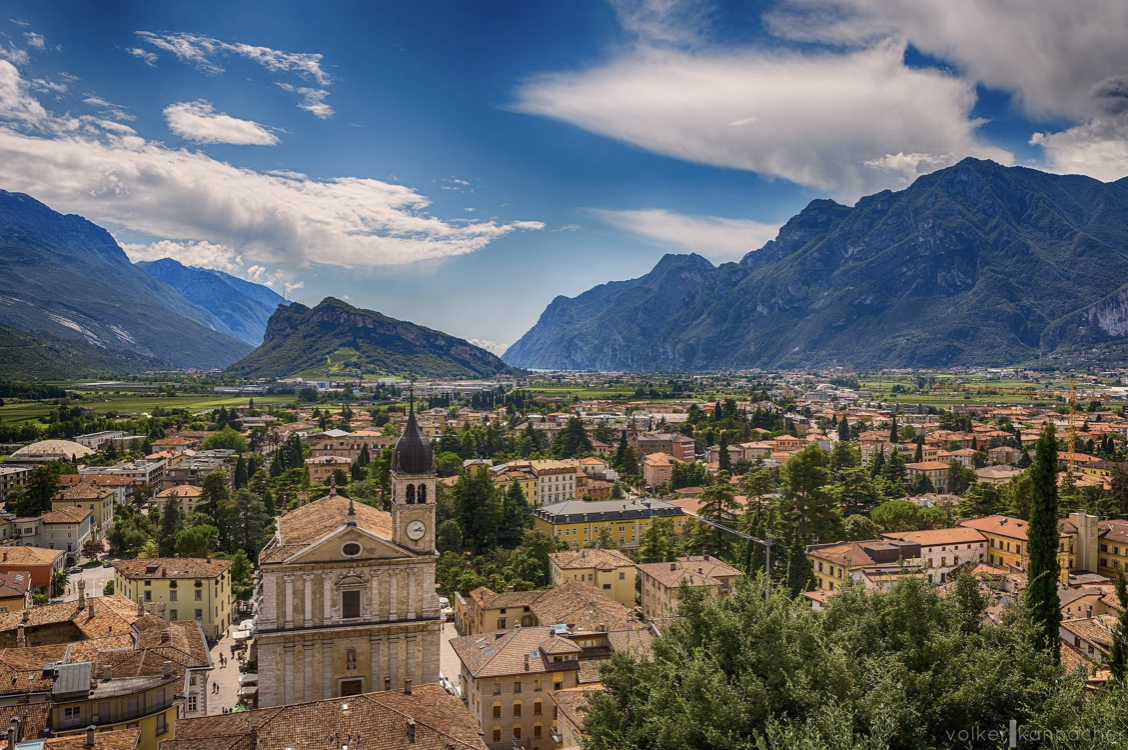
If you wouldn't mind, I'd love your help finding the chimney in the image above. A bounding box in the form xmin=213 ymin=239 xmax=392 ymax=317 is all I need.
xmin=670 ymin=563 xmax=677 ymax=571
xmin=406 ymin=718 xmax=416 ymax=743
xmin=77 ymin=578 xmax=86 ymax=599
xmin=384 ymin=676 xmax=391 ymax=692
xmin=103 ymin=665 xmax=112 ymax=682
xmin=404 ymin=678 xmax=412 ymax=695
xmin=87 ymin=594 xmax=94 ymax=618
xmin=163 ymin=661 xmax=173 ymax=678
xmin=524 ymin=654 xmax=530 ymax=671
xmin=16 ymin=624 xmax=25 ymax=649
xmin=137 ymin=598 xmax=144 ymax=616
xmin=85 ymin=725 xmax=96 ymax=748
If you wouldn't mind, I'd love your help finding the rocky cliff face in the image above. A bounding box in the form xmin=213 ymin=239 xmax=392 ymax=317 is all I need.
xmin=227 ymin=298 xmax=513 ymax=379
xmin=506 ymin=159 xmax=1128 ymax=370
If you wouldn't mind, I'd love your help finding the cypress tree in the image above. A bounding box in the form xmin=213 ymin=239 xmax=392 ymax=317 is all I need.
xmin=718 ymin=433 xmax=732 ymax=471
xmin=233 ymin=455 xmax=248 ymax=490
xmin=837 ymin=416 xmax=849 ymax=442
xmin=1027 ymin=423 xmax=1062 ymax=663
xmin=1109 ymin=570 xmax=1128 ymax=683
xmin=914 ymin=437 xmax=923 ymax=463
xmin=889 ymin=412 xmax=899 ymax=444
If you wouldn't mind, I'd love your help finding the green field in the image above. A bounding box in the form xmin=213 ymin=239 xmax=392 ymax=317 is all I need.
xmin=0 ymin=392 xmax=295 ymax=425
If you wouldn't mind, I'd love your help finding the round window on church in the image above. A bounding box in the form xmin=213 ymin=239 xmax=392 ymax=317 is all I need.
xmin=342 ymin=542 xmax=362 ymax=557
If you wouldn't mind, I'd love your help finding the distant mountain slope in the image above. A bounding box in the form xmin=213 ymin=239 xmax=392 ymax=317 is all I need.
xmin=137 ymin=258 xmax=286 ymax=346
xmin=505 ymin=159 xmax=1128 ymax=370
xmin=0 ymin=191 xmax=252 ymax=372
xmin=0 ymin=320 xmax=163 ymax=380
xmin=226 ymin=297 xmax=514 ymax=379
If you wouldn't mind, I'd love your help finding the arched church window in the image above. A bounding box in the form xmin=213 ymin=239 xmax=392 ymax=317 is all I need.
xmin=418 ymin=484 xmax=427 ymax=504
xmin=406 ymin=484 xmax=415 ymax=504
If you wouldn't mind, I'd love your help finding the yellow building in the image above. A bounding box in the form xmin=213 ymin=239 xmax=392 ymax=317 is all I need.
xmin=958 ymin=515 xmax=1073 ymax=583
xmin=548 ymin=686 xmax=601 ymax=749
xmin=549 ymin=547 xmax=637 ymax=606
xmin=1081 ymin=460 xmax=1126 ymax=479
xmin=636 ymin=556 xmax=742 ymax=621
xmin=112 ymin=558 xmax=234 ymax=640
xmin=0 ymin=570 xmax=31 ymax=613
xmin=52 ymin=485 xmax=115 ymax=535
xmin=49 ymin=661 xmax=179 ymax=750
xmin=492 ymin=468 xmax=537 ymax=504
xmin=1097 ymin=520 xmax=1128 ymax=577
xmin=453 ymin=580 xmax=634 ymax=637
xmin=807 ymin=539 xmax=925 ymax=593
xmin=533 ymin=499 xmax=686 ymax=552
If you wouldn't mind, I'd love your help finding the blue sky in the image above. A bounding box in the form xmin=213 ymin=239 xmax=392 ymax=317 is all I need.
xmin=1 ymin=0 xmax=1127 ymax=353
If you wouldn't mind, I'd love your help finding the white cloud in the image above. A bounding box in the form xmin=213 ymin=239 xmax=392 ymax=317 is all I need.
xmin=136 ymin=31 xmax=333 ymax=117
xmin=163 ymin=100 xmax=279 ymax=145
xmin=1031 ymin=117 xmax=1128 ymax=182
xmin=0 ymin=63 xmax=543 ymax=273
xmin=766 ymin=0 xmax=1128 ymax=120
xmin=127 ymin=48 xmax=158 ymax=66
xmin=589 ymin=208 xmax=780 ymax=260
xmin=467 ymin=338 xmax=510 ymax=356
xmin=122 ymin=240 xmax=244 ymax=273
xmin=82 ymin=95 xmax=134 ymax=122
xmin=514 ymin=43 xmax=1011 ymax=199
xmin=0 ymin=42 xmax=29 ymax=67
xmin=610 ymin=0 xmax=713 ymax=46
xmin=275 ymin=83 xmax=333 ymax=119
xmin=23 ymin=32 xmax=44 ymax=50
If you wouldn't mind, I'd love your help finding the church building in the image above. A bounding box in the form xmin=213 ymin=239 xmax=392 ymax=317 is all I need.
xmin=254 ymin=398 xmax=441 ymax=706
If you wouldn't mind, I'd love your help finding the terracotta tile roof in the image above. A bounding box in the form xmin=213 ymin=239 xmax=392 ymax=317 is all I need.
xmin=958 ymin=515 xmax=1071 ymax=541
xmin=636 ymin=556 xmax=742 ymax=589
xmin=0 ymin=595 xmax=142 ymax=641
xmin=3 ymin=701 xmax=51 ymax=741
xmin=1099 ymin=520 xmax=1128 ymax=545
xmin=260 ymin=493 xmax=394 ymax=564
xmin=0 ymin=547 xmax=64 ymax=567
xmin=0 ymin=571 xmax=31 ymax=598
xmin=1062 ymin=614 xmax=1118 ymax=651
xmin=881 ymin=528 xmax=987 ymax=546
xmin=156 ymin=485 xmax=203 ymax=498
xmin=549 ymin=686 xmax=602 ymax=728
xmin=54 ymin=485 xmax=115 ymax=502
xmin=44 ymin=728 xmax=141 ymax=749
xmin=58 ymin=474 xmax=133 ymax=487
xmin=40 ymin=507 xmax=93 ymax=525
xmin=549 ymin=548 xmax=634 ymax=572
xmin=164 ymin=685 xmax=487 ymax=750
xmin=451 ymin=627 xmax=582 ymax=679
xmin=528 ymin=581 xmax=635 ymax=631
xmin=605 ymin=628 xmax=654 ymax=660
xmin=112 ymin=558 xmax=232 ymax=580
xmin=466 ymin=588 xmax=542 ymax=612
xmin=906 ymin=461 xmax=952 ymax=471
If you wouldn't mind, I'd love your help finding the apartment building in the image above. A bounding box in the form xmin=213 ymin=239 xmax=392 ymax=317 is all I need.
xmin=549 ymin=547 xmax=637 ymax=606
xmin=533 ymin=498 xmax=686 ymax=551
xmin=112 ymin=558 xmax=234 ymax=640
xmin=636 ymin=556 xmax=742 ymax=621
xmin=957 ymin=515 xmax=1073 ymax=582
xmin=530 ymin=460 xmax=578 ymax=506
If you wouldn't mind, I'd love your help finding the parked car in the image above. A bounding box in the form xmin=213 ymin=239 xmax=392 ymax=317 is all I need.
xmin=102 ymin=561 xmax=114 ymax=568
xmin=66 ymin=566 xmax=83 ymax=575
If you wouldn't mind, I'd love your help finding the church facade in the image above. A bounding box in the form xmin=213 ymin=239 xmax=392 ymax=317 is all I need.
xmin=254 ymin=402 xmax=441 ymax=706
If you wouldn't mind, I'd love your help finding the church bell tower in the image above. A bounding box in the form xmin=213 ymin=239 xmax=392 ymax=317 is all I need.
xmin=390 ymin=387 xmax=437 ymax=554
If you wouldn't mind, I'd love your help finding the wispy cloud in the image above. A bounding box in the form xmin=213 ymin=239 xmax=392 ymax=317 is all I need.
xmin=82 ymin=95 xmax=134 ymax=122
xmin=0 ymin=61 xmax=544 ymax=275
xmin=589 ymin=208 xmax=780 ymax=260
xmin=127 ymin=47 xmax=158 ymax=66
xmin=135 ymin=31 xmax=334 ymax=118
xmin=163 ymin=100 xmax=279 ymax=145
xmin=22 ymin=32 xmax=44 ymax=50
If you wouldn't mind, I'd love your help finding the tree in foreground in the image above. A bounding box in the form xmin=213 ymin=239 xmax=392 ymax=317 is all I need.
xmin=1026 ymin=423 xmax=1062 ymax=663
xmin=582 ymin=574 xmax=1106 ymax=750
xmin=1108 ymin=570 xmax=1128 ymax=683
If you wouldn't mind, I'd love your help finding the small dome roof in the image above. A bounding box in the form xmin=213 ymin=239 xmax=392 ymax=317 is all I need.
xmin=10 ymin=439 xmax=94 ymax=459
xmin=393 ymin=403 xmax=433 ymax=475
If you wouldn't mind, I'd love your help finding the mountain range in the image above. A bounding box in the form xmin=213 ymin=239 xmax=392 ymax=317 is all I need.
xmin=504 ymin=159 xmax=1128 ymax=370
xmin=0 ymin=190 xmax=252 ymax=376
xmin=225 ymin=297 xmax=513 ymax=379
xmin=136 ymin=258 xmax=287 ymax=347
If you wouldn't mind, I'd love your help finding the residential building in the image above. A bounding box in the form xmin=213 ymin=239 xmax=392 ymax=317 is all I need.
xmin=636 ymin=556 xmax=742 ymax=621
xmin=153 ymin=486 xmax=203 ymax=515
xmin=548 ymin=686 xmax=601 ymax=749
xmin=806 ymin=539 xmax=924 ymax=593
xmin=40 ymin=508 xmax=94 ymax=558
xmin=642 ymin=452 xmax=676 ymax=490
xmin=1097 ymin=519 xmax=1128 ymax=577
xmin=958 ymin=515 xmax=1074 ymax=582
xmin=452 ymin=580 xmax=635 ymax=636
xmin=975 ymin=466 xmax=1025 ymax=484
xmin=0 ymin=547 xmax=65 ymax=592
xmin=254 ymin=400 xmax=441 ymax=707
xmin=880 ymin=527 xmax=988 ymax=583
xmin=112 ymin=558 xmax=234 ymax=640
xmin=159 ymin=684 xmax=487 ymax=750
xmin=1060 ymin=615 xmax=1118 ymax=662
xmin=533 ymin=498 xmax=687 ymax=551
xmin=635 ymin=433 xmax=695 ymax=461
xmin=530 ymin=460 xmax=578 ymax=506
xmin=305 ymin=455 xmax=353 ymax=483
xmin=87 ymin=459 xmax=167 ymax=487
xmin=57 ymin=475 xmax=133 ymax=507
xmin=0 ymin=466 xmax=32 ymax=502
xmin=905 ymin=461 xmax=951 ymax=493
xmin=74 ymin=431 xmax=127 ymax=451
xmin=52 ymin=486 xmax=115 ymax=534
xmin=0 ymin=570 xmax=31 ymax=612
xmin=549 ymin=547 xmax=637 ymax=606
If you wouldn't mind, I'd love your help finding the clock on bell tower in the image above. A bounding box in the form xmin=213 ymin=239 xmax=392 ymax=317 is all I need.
xmin=390 ymin=389 xmax=437 ymax=554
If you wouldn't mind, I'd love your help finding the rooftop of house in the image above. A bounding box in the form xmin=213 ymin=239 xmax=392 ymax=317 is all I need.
xmin=958 ymin=515 xmax=1071 ymax=541
xmin=451 ymin=626 xmax=583 ymax=679
xmin=53 ymin=485 xmax=115 ymax=502
xmin=549 ymin=547 xmax=635 ymax=572
xmin=39 ymin=507 xmax=93 ymax=525
xmin=155 ymin=485 xmax=203 ymax=498
xmin=549 ymin=686 xmax=602 ymax=729
xmin=0 ymin=570 xmax=30 ymax=598
xmin=881 ymin=527 xmax=987 ymax=547
xmin=111 ymin=557 xmax=233 ymax=580
xmin=636 ymin=556 xmax=743 ymax=588
xmin=0 ymin=547 xmax=64 ymax=567
xmin=38 ymin=728 xmax=141 ymax=750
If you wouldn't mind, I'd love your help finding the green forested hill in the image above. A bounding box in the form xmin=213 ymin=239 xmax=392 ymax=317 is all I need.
xmin=0 ymin=321 xmax=161 ymax=380
xmin=505 ymin=159 xmax=1128 ymax=370
xmin=226 ymin=297 xmax=513 ymax=379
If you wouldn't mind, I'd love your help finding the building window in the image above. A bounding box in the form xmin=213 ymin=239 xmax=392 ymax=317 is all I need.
xmin=514 ymin=681 xmax=522 ymax=693
xmin=170 ymin=590 xmax=177 ymax=601
xmin=342 ymin=542 xmax=361 ymax=557
xmin=194 ymin=609 xmax=203 ymax=620
xmin=144 ymin=590 xmax=152 ymax=602
xmin=619 ymin=572 xmax=625 ymax=580
xmin=493 ymin=704 xmax=502 ymax=719
xmin=493 ymin=729 xmax=501 ymax=743
xmin=342 ymin=590 xmax=361 ymax=619
xmin=493 ymin=683 xmax=501 ymax=695
xmin=170 ymin=609 xmax=178 ymax=620
xmin=63 ymin=706 xmax=82 ymax=728
xmin=534 ymin=680 xmax=542 ymax=691
xmin=534 ymin=700 xmax=542 ymax=715
xmin=195 ymin=590 xmax=202 ymax=601
xmin=513 ymin=726 xmax=522 ymax=740
xmin=514 ymin=702 xmax=522 ymax=717
xmin=187 ymin=696 xmax=197 ymax=713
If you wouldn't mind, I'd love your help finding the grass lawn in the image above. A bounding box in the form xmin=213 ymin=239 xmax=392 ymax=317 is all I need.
xmin=0 ymin=392 xmax=295 ymax=425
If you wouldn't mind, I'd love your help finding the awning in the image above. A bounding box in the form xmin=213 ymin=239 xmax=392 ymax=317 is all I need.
xmin=237 ymin=686 xmax=258 ymax=696
xmin=239 ymin=674 xmax=258 ymax=685
xmin=232 ymin=631 xmax=250 ymax=641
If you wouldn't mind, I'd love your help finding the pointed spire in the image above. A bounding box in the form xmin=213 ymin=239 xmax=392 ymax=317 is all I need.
xmin=346 ymin=496 xmax=356 ymax=524
xmin=329 ymin=475 xmax=337 ymax=496
xmin=408 ymin=380 xmax=416 ymax=415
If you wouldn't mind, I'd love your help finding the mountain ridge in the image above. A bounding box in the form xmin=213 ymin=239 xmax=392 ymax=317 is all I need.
xmin=226 ymin=297 xmax=514 ymax=379
xmin=505 ymin=159 xmax=1128 ymax=370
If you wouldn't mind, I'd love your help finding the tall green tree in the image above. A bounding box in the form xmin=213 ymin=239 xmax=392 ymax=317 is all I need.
xmin=837 ymin=415 xmax=850 ymax=442
xmin=452 ymin=467 xmax=504 ymax=554
xmin=636 ymin=518 xmax=677 ymax=563
xmin=1026 ymin=423 xmax=1062 ymax=663
xmin=158 ymin=496 xmax=182 ymax=557
xmin=778 ymin=445 xmax=842 ymax=543
xmin=1108 ymin=570 xmax=1128 ymax=683
xmin=889 ymin=412 xmax=899 ymax=443
xmin=552 ymin=416 xmax=593 ymax=458
xmin=230 ymin=488 xmax=270 ymax=555
xmin=233 ymin=455 xmax=249 ymax=490
xmin=498 ymin=480 xmax=533 ymax=549
xmin=696 ymin=471 xmax=741 ymax=559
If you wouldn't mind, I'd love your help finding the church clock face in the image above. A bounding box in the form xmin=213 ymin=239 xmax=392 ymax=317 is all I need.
xmin=406 ymin=520 xmax=427 ymax=541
